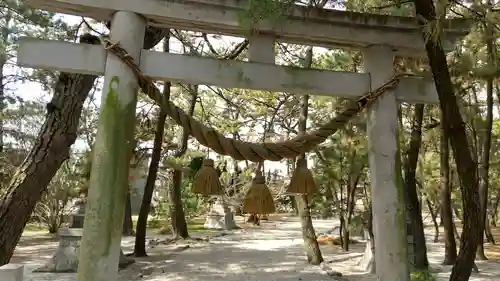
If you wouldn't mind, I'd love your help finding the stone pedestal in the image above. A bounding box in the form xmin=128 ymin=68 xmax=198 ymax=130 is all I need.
xmin=34 ymin=228 xmax=134 ymax=273
xmin=358 ymin=218 xmax=413 ymax=274
xmin=204 ymin=198 xmax=238 ymax=230
xmin=358 ymin=230 xmax=375 ymax=273
xmin=0 ymin=264 xmax=24 ymax=281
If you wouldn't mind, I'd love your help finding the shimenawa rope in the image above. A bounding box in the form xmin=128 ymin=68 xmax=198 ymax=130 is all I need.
xmin=101 ymin=38 xmax=410 ymax=162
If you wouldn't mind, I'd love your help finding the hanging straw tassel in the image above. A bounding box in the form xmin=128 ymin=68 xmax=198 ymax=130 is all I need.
xmin=192 ymin=158 xmax=224 ymax=195
xmin=287 ymin=158 xmax=316 ymax=195
xmin=242 ymin=170 xmax=276 ymax=215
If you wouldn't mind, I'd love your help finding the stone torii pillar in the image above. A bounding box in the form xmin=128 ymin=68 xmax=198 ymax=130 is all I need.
xmin=364 ymin=45 xmax=410 ymax=281
xmin=76 ymin=12 xmax=145 ymax=281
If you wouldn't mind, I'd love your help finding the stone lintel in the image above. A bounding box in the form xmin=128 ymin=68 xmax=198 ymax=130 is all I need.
xmin=27 ymin=0 xmax=471 ymax=54
xmin=17 ymin=38 xmax=439 ymax=104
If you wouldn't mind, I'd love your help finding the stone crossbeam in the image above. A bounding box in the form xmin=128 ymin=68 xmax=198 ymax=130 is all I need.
xmin=28 ymin=0 xmax=471 ymax=55
xmin=17 ymin=37 xmax=438 ymax=104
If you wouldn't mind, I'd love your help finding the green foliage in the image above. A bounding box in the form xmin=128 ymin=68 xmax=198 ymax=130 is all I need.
xmin=150 ymin=174 xmax=204 ymax=226
xmin=410 ymin=270 xmax=437 ymax=281
xmin=237 ymin=0 xmax=294 ymax=30
xmin=189 ymin=156 xmax=204 ymax=175
xmin=33 ymin=158 xmax=83 ymax=233
xmin=181 ymin=181 xmax=204 ymax=218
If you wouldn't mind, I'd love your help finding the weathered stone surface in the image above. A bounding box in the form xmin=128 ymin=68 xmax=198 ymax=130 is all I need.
xmin=358 ymin=230 xmax=375 ymax=273
xmin=34 ymin=228 xmax=134 ymax=273
xmin=69 ymin=200 xmax=86 ymax=228
xmin=204 ymin=198 xmax=238 ymax=230
xmin=0 ymin=263 xmax=24 ymax=281
xmin=359 ymin=241 xmax=375 ymax=273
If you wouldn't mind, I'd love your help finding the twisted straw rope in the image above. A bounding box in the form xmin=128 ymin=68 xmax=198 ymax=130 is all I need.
xmin=102 ymin=38 xmax=409 ymax=162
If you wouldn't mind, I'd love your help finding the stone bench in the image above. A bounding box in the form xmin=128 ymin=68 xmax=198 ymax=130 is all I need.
xmin=0 ymin=264 xmax=24 ymax=281
xmin=34 ymin=228 xmax=134 ymax=273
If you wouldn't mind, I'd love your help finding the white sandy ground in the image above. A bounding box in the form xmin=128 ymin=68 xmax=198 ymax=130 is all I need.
xmin=11 ymin=216 xmax=500 ymax=281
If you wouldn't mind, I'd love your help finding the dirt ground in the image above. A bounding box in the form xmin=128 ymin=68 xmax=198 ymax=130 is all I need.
xmin=11 ymin=214 xmax=500 ymax=281
xmin=428 ymin=219 xmax=500 ymax=260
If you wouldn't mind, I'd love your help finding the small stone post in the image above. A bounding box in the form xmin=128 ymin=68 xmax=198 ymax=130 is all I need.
xmin=0 ymin=264 xmax=24 ymax=281
xmin=364 ymin=45 xmax=410 ymax=281
xmin=76 ymin=11 xmax=146 ymax=281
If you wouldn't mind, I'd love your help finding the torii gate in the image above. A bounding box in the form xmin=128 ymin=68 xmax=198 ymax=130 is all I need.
xmin=17 ymin=1 xmax=470 ymax=281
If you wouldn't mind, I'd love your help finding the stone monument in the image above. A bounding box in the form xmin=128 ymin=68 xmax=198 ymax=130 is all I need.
xmin=69 ymin=198 xmax=86 ymax=228
xmin=204 ymin=197 xmax=238 ymax=230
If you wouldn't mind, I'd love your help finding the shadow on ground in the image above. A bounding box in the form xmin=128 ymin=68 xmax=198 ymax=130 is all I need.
xmin=15 ymin=217 xmax=500 ymax=281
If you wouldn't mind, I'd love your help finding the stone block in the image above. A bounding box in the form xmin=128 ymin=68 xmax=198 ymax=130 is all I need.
xmin=70 ymin=214 xmax=85 ymax=228
xmin=34 ymin=228 xmax=133 ymax=273
xmin=204 ymin=198 xmax=238 ymax=230
xmin=0 ymin=264 xmax=24 ymax=281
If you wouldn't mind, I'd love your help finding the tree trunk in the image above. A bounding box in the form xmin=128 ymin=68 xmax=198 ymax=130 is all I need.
xmin=0 ymin=34 xmax=101 ymax=265
xmin=122 ymin=189 xmax=135 ymax=236
xmin=484 ymin=218 xmax=495 ymax=244
xmin=490 ymin=196 xmax=498 ymax=227
xmin=167 ymin=83 xmax=198 ymax=238
xmin=296 ymin=195 xmax=323 ymax=264
xmin=339 ymin=183 xmax=346 ymax=249
xmin=476 ymin=16 xmax=495 ymax=261
xmin=320 ymin=182 xmax=334 ymax=219
xmin=439 ymin=208 xmax=445 ymax=226
xmin=133 ymin=93 xmax=167 ymax=257
xmin=426 ymin=198 xmax=440 ymax=243
xmin=0 ymin=32 xmax=164 ymax=265
xmin=295 ymin=46 xmax=323 ymax=265
xmin=169 ymin=169 xmax=188 ymax=238
xmin=344 ymin=171 xmax=362 ymax=251
xmin=440 ymin=114 xmax=457 ymax=265
xmin=403 ymin=104 xmax=428 ymax=269
xmin=413 ymin=1 xmax=481 ymax=280
xmin=340 ymin=215 xmax=346 ymax=250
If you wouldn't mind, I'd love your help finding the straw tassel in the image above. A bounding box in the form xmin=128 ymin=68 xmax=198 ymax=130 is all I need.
xmin=242 ymin=170 xmax=276 ymax=215
xmin=287 ymin=158 xmax=316 ymax=195
xmin=192 ymin=158 xmax=224 ymax=195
